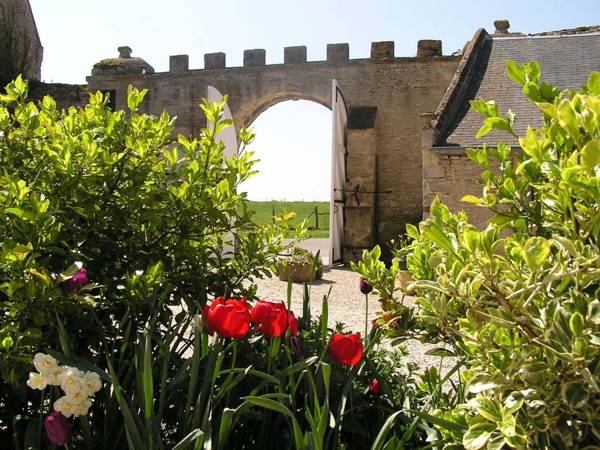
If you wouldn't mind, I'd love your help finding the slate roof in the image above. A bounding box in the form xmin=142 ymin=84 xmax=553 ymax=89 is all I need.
xmin=432 ymin=29 xmax=600 ymax=148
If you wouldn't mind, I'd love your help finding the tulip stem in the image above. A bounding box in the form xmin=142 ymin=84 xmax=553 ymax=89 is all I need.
xmin=364 ymin=293 xmax=369 ymax=345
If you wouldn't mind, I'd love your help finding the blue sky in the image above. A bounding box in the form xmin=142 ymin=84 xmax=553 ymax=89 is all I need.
xmin=29 ymin=0 xmax=600 ymax=200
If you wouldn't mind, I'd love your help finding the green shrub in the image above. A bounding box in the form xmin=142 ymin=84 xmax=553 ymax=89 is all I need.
xmin=0 ymin=77 xmax=300 ymax=443
xmin=357 ymin=63 xmax=600 ymax=449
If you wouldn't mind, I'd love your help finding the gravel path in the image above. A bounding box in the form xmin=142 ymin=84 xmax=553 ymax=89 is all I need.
xmin=253 ymin=266 xmax=455 ymax=374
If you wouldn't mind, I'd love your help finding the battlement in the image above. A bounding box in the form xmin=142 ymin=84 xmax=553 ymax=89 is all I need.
xmin=89 ymin=40 xmax=446 ymax=79
xmin=184 ymin=40 xmax=443 ymax=72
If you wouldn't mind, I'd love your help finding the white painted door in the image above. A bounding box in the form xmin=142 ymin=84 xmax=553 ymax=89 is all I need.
xmin=330 ymin=80 xmax=348 ymax=265
xmin=207 ymin=86 xmax=238 ymax=257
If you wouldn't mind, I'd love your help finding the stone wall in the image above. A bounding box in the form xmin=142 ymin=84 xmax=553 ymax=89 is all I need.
xmin=0 ymin=0 xmax=43 ymax=80
xmin=29 ymin=81 xmax=88 ymax=109
xmin=86 ymin=42 xmax=460 ymax=260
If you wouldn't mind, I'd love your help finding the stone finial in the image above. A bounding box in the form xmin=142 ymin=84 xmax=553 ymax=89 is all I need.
xmin=371 ymin=41 xmax=394 ymax=59
xmin=118 ymin=46 xmax=132 ymax=58
xmin=170 ymin=55 xmax=189 ymax=72
xmin=244 ymin=49 xmax=266 ymax=67
xmin=204 ymin=52 xmax=226 ymax=69
xmin=284 ymin=46 xmax=307 ymax=64
xmin=494 ymin=19 xmax=510 ymax=34
xmin=417 ymin=40 xmax=442 ymax=57
xmin=327 ymin=43 xmax=349 ymax=63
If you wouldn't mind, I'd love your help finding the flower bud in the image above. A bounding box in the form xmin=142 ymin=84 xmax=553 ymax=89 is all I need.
xmin=359 ymin=277 xmax=373 ymax=295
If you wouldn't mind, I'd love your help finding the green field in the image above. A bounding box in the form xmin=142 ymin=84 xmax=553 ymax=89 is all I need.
xmin=248 ymin=201 xmax=330 ymax=238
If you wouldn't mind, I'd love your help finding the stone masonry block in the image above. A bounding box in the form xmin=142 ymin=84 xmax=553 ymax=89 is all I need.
xmin=284 ymin=46 xmax=307 ymax=64
xmin=244 ymin=49 xmax=266 ymax=67
xmin=169 ymin=55 xmax=189 ymax=72
xmin=417 ymin=40 xmax=442 ymax=57
xmin=204 ymin=52 xmax=226 ymax=69
xmin=371 ymin=41 xmax=394 ymax=59
xmin=327 ymin=43 xmax=349 ymax=63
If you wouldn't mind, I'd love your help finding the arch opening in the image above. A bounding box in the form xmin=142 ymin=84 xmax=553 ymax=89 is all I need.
xmin=240 ymin=99 xmax=332 ymax=262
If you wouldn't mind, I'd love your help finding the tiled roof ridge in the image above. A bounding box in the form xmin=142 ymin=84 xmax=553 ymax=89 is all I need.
xmin=430 ymin=28 xmax=492 ymax=146
xmin=530 ymin=25 xmax=600 ymax=37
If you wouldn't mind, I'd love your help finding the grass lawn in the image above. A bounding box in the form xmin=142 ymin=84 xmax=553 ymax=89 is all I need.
xmin=248 ymin=201 xmax=330 ymax=238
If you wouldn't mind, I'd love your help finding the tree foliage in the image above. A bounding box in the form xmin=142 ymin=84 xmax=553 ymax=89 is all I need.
xmin=357 ymin=63 xmax=600 ymax=449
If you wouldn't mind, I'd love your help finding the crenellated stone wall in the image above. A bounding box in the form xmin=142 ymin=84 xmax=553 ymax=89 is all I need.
xmin=84 ymin=41 xmax=459 ymax=261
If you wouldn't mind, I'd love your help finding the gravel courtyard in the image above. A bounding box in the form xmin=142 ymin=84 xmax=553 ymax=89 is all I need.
xmin=253 ymin=266 xmax=454 ymax=374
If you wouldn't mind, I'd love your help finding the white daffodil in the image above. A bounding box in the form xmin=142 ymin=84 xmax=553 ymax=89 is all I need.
xmin=33 ymin=353 xmax=58 ymax=375
xmin=82 ymin=371 xmax=102 ymax=396
xmin=72 ymin=397 xmax=93 ymax=417
xmin=54 ymin=395 xmax=77 ymax=418
xmin=60 ymin=367 xmax=85 ymax=395
xmin=26 ymin=372 xmax=48 ymax=390
xmin=44 ymin=365 xmax=66 ymax=386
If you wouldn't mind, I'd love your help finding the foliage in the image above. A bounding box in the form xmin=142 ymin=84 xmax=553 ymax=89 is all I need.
xmin=0 ymin=77 xmax=300 ymax=444
xmin=356 ymin=63 xmax=600 ymax=449
xmin=0 ymin=79 xmax=426 ymax=449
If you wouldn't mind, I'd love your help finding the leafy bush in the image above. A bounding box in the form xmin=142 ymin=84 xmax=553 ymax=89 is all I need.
xmin=0 ymin=79 xmax=427 ymax=449
xmin=0 ymin=77 xmax=299 ymax=444
xmin=357 ymin=63 xmax=600 ymax=449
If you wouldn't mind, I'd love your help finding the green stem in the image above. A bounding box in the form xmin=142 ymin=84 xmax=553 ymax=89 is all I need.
xmin=364 ymin=293 xmax=369 ymax=345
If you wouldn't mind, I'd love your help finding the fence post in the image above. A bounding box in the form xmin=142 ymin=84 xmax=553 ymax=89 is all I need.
xmin=314 ymin=206 xmax=319 ymax=230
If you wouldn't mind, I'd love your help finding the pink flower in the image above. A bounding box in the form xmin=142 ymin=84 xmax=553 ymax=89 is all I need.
xmin=44 ymin=411 xmax=71 ymax=446
xmin=64 ymin=268 xmax=90 ymax=294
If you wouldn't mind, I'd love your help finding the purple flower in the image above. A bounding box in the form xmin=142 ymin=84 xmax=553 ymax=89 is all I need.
xmin=64 ymin=268 xmax=90 ymax=294
xmin=359 ymin=277 xmax=373 ymax=295
xmin=44 ymin=411 xmax=71 ymax=446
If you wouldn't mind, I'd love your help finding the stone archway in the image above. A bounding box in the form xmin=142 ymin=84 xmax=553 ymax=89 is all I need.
xmin=86 ymin=43 xmax=460 ymax=261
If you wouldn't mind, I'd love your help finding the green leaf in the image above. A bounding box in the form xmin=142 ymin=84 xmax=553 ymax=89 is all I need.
xmin=461 ymin=195 xmax=482 ymax=205
xmin=581 ymin=140 xmax=600 ymax=172
xmin=522 ymin=237 xmax=550 ymax=271
xmin=370 ymin=411 xmax=403 ymax=450
xmin=172 ymin=429 xmax=205 ymax=450
xmin=569 ymin=312 xmax=585 ymax=337
xmin=473 ymin=397 xmax=502 ymax=422
xmin=587 ymin=71 xmax=600 ymax=95
xmin=561 ymin=382 xmax=589 ymax=409
xmin=422 ymin=222 xmax=457 ymax=256
xmin=406 ymin=410 xmax=467 ymax=433
xmin=506 ymin=60 xmax=526 ymax=86
xmin=463 ymin=422 xmax=495 ymax=450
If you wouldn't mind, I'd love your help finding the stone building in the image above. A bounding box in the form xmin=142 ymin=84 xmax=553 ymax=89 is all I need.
xmin=23 ymin=9 xmax=600 ymax=261
xmin=423 ymin=22 xmax=600 ymax=225
xmin=0 ymin=0 xmax=43 ymax=80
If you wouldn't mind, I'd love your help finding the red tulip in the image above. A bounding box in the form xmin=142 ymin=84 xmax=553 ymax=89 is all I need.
xmin=369 ymin=378 xmax=381 ymax=394
xmin=251 ymin=300 xmax=298 ymax=337
xmin=203 ymin=297 xmax=251 ymax=339
xmin=328 ymin=333 xmax=364 ymax=366
xmin=44 ymin=411 xmax=71 ymax=446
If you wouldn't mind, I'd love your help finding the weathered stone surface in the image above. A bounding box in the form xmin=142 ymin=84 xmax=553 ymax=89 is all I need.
xmin=0 ymin=0 xmax=43 ymax=80
xmin=204 ymin=52 xmax=226 ymax=69
xmin=417 ymin=40 xmax=442 ymax=57
xmin=244 ymin=49 xmax=266 ymax=67
xmin=85 ymin=46 xmax=459 ymax=261
xmin=371 ymin=41 xmax=394 ymax=59
xmin=170 ymin=55 xmax=189 ymax=72
xmin=327 ymin=43 xmax=349 ymax=63
xmin=284 ymin=46 xmax=307 ymax=64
